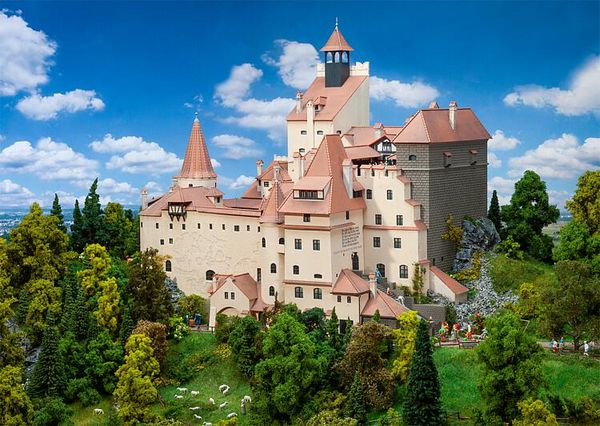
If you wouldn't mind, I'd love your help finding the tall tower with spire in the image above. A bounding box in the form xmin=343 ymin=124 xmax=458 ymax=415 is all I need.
xmin=173 ymin=113 xmax=218 ymax=189
xmin=321 ymin=20 xmax=354 ymax=87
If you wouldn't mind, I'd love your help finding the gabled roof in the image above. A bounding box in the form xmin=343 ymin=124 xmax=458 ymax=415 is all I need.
xmin=258 ymin=160 xmax=292 ymax=182
xmin=287 ymin=76 xmax=367 ymax=122
xmin=392 ymin=108 xmax=491 ymax=144
xmin=430 ymin=266 xmax=469 ymax=295
xmin=344 ymin=125 xmax=402 ymax=147
xmin=320 ymin=26 xmax=354 ymax=52
xmin=211 ymin=273 xmax=258 ymax=301
xmin=332 ymin=269 xmax=370 ymax=295
xmin=361 ymin=290 xmax=410 ymax=319
xmin=259 ymin=180 xmax=286 ymax=224
xmin=344 ymin=145 xmax=380 ymax=160
xmin=279 ymin=134 xmax=366 ymax=215
xmin=177 ymin=114 xmax=217 ymax=179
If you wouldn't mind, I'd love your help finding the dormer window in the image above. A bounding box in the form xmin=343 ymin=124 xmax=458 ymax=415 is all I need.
xmin=299 ymin=148 xmax=306 ymax=154
xmin=444 ymin=152 xmax=452 ymax=168
xmin=294 ymin=190 xmax=323 ymax=200
xmin=264 ymin=181 xmax=270 ymax=188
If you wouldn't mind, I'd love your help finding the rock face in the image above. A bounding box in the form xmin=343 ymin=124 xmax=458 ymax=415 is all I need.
xmin=165 ymin=277 xmax=185 ymax=305
xmin=453 ymin=218 xmax=500 ymax=272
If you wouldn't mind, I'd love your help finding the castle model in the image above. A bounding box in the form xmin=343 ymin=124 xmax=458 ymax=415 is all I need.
xmin=140 ymin=25 xmax=491 ymax=328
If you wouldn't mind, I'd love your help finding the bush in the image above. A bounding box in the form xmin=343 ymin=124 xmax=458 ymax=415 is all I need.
xmin=33 ymin=398 xmax=74 ymax=426
xmin=512 ymin=398 xmax=558 ymax=426
xmin=496 ymin=236 xmax=524 ymax=260
xmin=176 ymin=294 xmax=207 ymax=323
xmin=132 ymin=320 xmax=167 ymax=369
xmin=215 ymin=313 xmax=241 ymax=344
xmin=168 ymin=316 xmax=190 ymax=341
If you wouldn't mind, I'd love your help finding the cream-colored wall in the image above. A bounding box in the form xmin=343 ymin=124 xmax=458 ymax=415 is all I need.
xmin=140 ymin=210 xmax=261 ymax=297
xmin=284 ymin=228 xmax=332 ymax=282
xmin=209 ymin=279 xmax=252 ymax=316
xmin=331 ymin=78 xmax=370 ymax=134
xmin=259 ymin=224 xmax=285 ymax=304
xmin=174 ymin=177 xmax=217 ymax=189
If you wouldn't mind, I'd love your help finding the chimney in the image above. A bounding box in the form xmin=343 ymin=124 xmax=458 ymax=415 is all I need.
xmin=141 ymin=189 xmax=148 ymax=210
xmin=449 ymin=101 xmax=457 ymax=130
xmin=256 ymin=159 xmax=264 ymax=177
xmin=342 ymin=159 xmax=353 ymax=198
xmin=295 ymin=91 xmax=303 ymax=113
xmin=375 ymin=123 xmax=384 ymax=138
xmin=274 ymin=163 xmax=281 ymax=182
xmin=299 ymin=155 xmax=305 ymax=179
xmin=368 ymin=273 xmax=377 ymax=298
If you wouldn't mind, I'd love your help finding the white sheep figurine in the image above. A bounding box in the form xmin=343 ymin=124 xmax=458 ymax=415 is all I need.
xmin=219 ymin=401 xmax=228 ymax=409
xmin=93 ymin=408 xmax=104 ymax=415
xmin=218 ymin=384 xmax=228 ymax=392
xmin=177 ymin=387 xmax=188 ymax=393
xmin=242 ymin=395 xmax=252 ymax=403
xmin=227 ymin=412 xmax=238 ymax=419
xmin=190 ymin=390 xmax=200 ymax=397
xmin=222 ymin=387 xmax=230 ymax=395
xmin=208 ymin=397 xmax=215 ymax=405
xmin=189 ymin=406 xmax=201 ymax=411
xmin=175 ymin=395 xmax=184 ymax=399
xmin=193 ymin=414 xmax=203 ymax=420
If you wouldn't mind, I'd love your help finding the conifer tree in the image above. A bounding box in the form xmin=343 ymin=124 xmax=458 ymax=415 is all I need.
xmin=487 ymin=190 xmax=502 ymax=233
xmin=344 ymin=373 xmax=368 ymax=424
xmin=72 ymin=284 xmax=92 ymax=341
xmin=28 ymin=323 xmax=66 ymax=398
xmin=50 ymin=193 xmax=67 ymax=233
xmin=403 ymin=319 xmax=445 ymax=425
xmin=81 ymin=178 xmax=106 ymax=246
xmin=372 ymin=309 xmax=381 ymax=323
xmin=120 ymin=304 xmax=135 ymax=344
xmin=71 ymin=199 xmax=84 ymax=252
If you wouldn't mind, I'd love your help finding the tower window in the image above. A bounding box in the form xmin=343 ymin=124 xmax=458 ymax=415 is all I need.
xmin=387 ymin=190 xmax=393 ymax=200
xmin=279 ymin=237 xmax=285 ymax=245
xmin=165 ymin=260 xmax=172 ymax=272
xmin=197 ymin=223 xmax=201 ymax=229
xmin=375 ymin=214 xmax=382 ymax=225
xmin=314 ymin=288 xmax=323 ymax=300
xmin=270 ymin=263 xmax=277 ymax=274
xmin=160 ymin=239 xmax=164 ymax=245
xmin=293 ymin=265 xmax=300 ymax=275
xmin=295 ymin=286 xmax=303 ymax=298
xmin=209 ymin=224 xmax=213 ymax=230
xmin=444 ymin=152 xmax=452 ymax=168
xmin=337 ymin=295 xmax=342 ymax=303
xmin=169 ymin=223 xmax=173 ymax=229
xmin=222 ymin=224 xmax=226 ymax=230
xmin=169 ymin=238 xmax=173 ymax=244
xmin=399 ymin=265 xmax=409 ymax=279
xmin=182 ymin=224 xmax=186 ymax=230
xmin=314 ymin=274 xmax=323 ymax=279
xmin=394 ymin=238 xmax=402 ymax=249
xmin=346 ymin=211 xmax=350 ymax=220
xmin=326 ymin=52 xmax=333 ymax=63
xmin=317 ymin=130 xmax=323 ymax=135
xmin=347 ymin=296 xmax=352 ymax=303
xmin=373 ymin=237 xmax=381 ymax=248
xmin=301 ymin=130 xmax=307 ymax=135
xmin=269 ymin=286 xmax=275 ymax=296
xmin=155 ymin=223 xmax=159 ymax=229
xmin=234 ymin=225 xmax=240 ymax=232
xmin=341 ymin=51 xmax=349 ymax=63
xmin=230 ymin=292 xmax=235 ymax=300
xmin=224 ymin=292 xmax=228 ymax=299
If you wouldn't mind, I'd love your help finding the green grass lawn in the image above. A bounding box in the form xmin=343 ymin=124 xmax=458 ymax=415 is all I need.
xmin=488 ymin=253 xmax=556 ymax=293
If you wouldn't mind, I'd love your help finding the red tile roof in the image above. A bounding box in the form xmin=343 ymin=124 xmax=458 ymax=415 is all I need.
xmin=344 ymin=125 xmax=402 ymax=146
xmin=430 ymin=266 xmax=469 ymax=295
xmin=332 ymin=269 xmax=370 ymax=295
xmin=257 ymin=160 xmax=292 ymax=182
xmin=344 ymin=145 xmax=380 ymax=160
xmin=393 ymin=108 xmax=490 ymax=144
xmin=212 ymin=273 xmax=258 ymax=300
xmin=177 ymin=114 xmax=217 ymax=179
xmin=361 ymin=290 xmax=410 ymax=319
xmin=320 ymin=26 xmax=354 ymax=52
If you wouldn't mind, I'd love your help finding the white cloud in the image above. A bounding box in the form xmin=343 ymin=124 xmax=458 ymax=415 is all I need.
xmin=214 ymin=63 xmax=263 ymax=107
xmin=0 ymin=11 xmax=56 ymax=96
xmin=0 ymin=137 xmax=98 ymax=181
xmin=16 ymin=89 xmax=105 ymax=120
xmin=0 ymin=179 xmax=37 ymax=207
xmin=262 ymin=39 xmax=319 ymax=90
xmin=211 ymin=158 xmax=221 ymax=168
xmin=212 ymin=134 xmax=263 ymax=160
xmin=370 ymin=76 xmax=439 ymax=108
xmin=488 ymin=130 xmax=520 ymax=151
xmin=488 ymin=152 xmax=502 ymax=168
xmin=488 ymin=176 xmax=516 ymax=205
xmin=96 ymin=178 xmax=138 ymax=195
xmin=548 ymin=189 xmax=571 ymax=211
xmin=184 ymin=94 xmax=204 ymax=109
xmin=227 ymin=174 xmax=255 ymax=190
xmin=508 ymin=134 xmax=600 ymax=179
xmin=90 ymin=134 xmax=182 ymax=174
xmin=504 ymin=56 xmax=600 ymax=116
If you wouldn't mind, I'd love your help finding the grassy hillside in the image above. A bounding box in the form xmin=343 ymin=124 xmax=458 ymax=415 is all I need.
xmin=488 ymin=254 xmax=556 ymax=293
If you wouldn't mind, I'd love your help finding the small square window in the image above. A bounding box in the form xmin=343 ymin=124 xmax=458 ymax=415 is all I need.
xmin=373 ymin=237 xmax=381 ymax=248
xmin=234 ymin=225 xmax=240 ymax=232
xmin=375 ymin=214 xmax=382 ymax=225
xmin=317 ymin=130 xmax=323 ymax=135
xmin=394 ymin=238 xmax=402 ymax=249
xmin=303 ymin=214 xmax=311 ymax=223
xmin=301 ymin=130 xmax=307 ymax=135
xmin=160 ymin=239 xmax=164 ymax=245
xmin=264 ymin=181 xmax=270 ymax=188
xmin=396 ymin=215 xmax=404 ymax=226
xmin=169 ymin=238 xmax=173 ymax=244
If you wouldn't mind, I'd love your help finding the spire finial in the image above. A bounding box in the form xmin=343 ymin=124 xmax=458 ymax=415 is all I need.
xmin=335 ymin=17 xmax=338 ymax=29
xmin=194 ymin=112 xmax=199 ymax=123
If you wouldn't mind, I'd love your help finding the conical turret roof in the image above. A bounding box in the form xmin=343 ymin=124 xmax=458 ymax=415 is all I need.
xmin=178 ymin=114 xmax=217 ymax=179
xmin=320 ymin=25 xmax=354 ymax=52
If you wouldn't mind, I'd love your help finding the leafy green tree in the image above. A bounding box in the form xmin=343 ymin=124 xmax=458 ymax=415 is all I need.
xmin=50 ymin=193 xmax=67 ymax=233
xmin=326 ymin=308 xmax=343 ymax=356
xmin=337 ymin=321 xmax=394 ymax=410
xmin=78 ymin=243 xmax=112 ymax=299
xmin=0 ymin=241 xmax=23 ymax=368
xmin=302 ymin=307 xmax=327 ymax=334
xmin=126 ymin=249 xmax=173 ymax=324
xmin=228 ymin=315 xmax=262 ymax=377
xmin=85 ymin=330 xmax=123 ymax=394
xmin=96 ymin=277 xmax=120 ymax=335
xmin=59 ymin=333 xmax=87 ymax=385
xmin=412 ymin=263 xmax=425 ymax=302
xmin=114 ymin=334 xmax=160 ymax=426
xmin=539 ymin=260 xmax=600 ymax=349
xmin=553 ymin=221 xmax=600 ymax=273
xmin=513 ymin=399 xmax=558 ymax=426
xmin=131 ymin=321 xmax=168 ymax=370
xmin=372 ymin=309 xmax=381 ymax=323
xmin=477 ymin=311 xmax=545 ymax=423
xmin=253 ymin=313 xmax=324 ymax=422
xmin=28 ymin=324 xmax=66 ymax=398
xmin=103 ymin=202 xmax=136 ymax=258
xmin=517 ymin=282 xmax=542 ymax=319
xmin=403 ymin=319 xmax=445 ymax=426
xmin=25 ymin=279 xmax=62 ymax=344
xmin=344 ymin=374 xmax=368 ymax=424
xmin=32 ymin=397 xmax=74 ymax=426
xmin=70 ymin=199 xmax=85 ymax=252
xmin=501 ymin=170 xmax=559 ymax=261
xmin=391 ymin=310 xmax=419 ymax=382
xmin=81 ymin=178 xmax=106 ymax=246
xmin=441 ymin=213 xmax=464 ymax=250
xmin=176 ymin=294 xmax=207 ymax=322
xmin=378 ymin=408 xmax=401 ymax=426
xmin=307 ymin=410 xmax=358 ymax=426
xmin=566 ymin=170 xmax=600 ymax=235
xmin=488 ymin=190 xmax=502 ymax=233
xmin=0 ymin=365 xmax=34 ymax=425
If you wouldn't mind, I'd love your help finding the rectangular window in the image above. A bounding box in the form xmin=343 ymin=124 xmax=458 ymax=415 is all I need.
xmin=296 ymin=190 xmax=321 ymax=199
xmin=155 ymin=223 xmax=159 ymax=229
xmin=347 ymin=296 xmax=351 ymax=303
xmin=396 ymin=215 xmax=404 ymax=226
xmin=169 ymin=223 xmax=173 ymax=229
xmin=300 ymin=130 xmax=307 ymax=135
xmin=234 ymin=225 xmax=240 ymax=232
xmin=293 ymin=265 xmax=300 ymax=275
xmin=222 ymin=224 xmax=225 ymax=230
xmin=375 ymin=214 xmax=382 ymax=225
xmin=294 ymin=239 xmax=302 ymax=250
xmin=257 ymin=268 xmax=261 ymax=283
xmin=373 ymin=237 xmax=381 ymax=248
xmin=182 ymin=224 xmax=186 ymax=230
xmin=140 ymin=222 xmax=143 ymax=228
xmin=444 ymin=152 xmax=452 ymax=167
xmin=313 ymin=240 xmax=320 ymax=251
xmin=264 ymin=181 xmax=270 ymax=188
xmin=224 ymin=292 xmax=229 ymax=299
xmin=247 ymin=225 xmax=250 ymax=231
xmin=346 ymin=211 xmax=350 ymax=220
xmin=197 ymin=223 xmax=201 ymax=229
xmin=169 ymin=238 xmax=173 ymax=244
xmin=230 ymin=292 xmax=235 ymax=300
xmin=394 ymin=238 xmax=402 ymax=249
xmin=337 ymin=295 xmax=342 ymax=303
xmin=209 ymin=224 xmax=213 ymax=230
xmin=366 ymin=189 xmax=372 ymax=199
xmin=303 ymin=214 xmax=311 ymax=222
xmin=258 ymin=226 xmax=260 ymax=232
xmin=160 ymin=239 xmax=164 ymax=245
xmin=387 ymin=190 xmax=393 ymax=200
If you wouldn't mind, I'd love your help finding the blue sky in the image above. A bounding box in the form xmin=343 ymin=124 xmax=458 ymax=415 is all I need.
xmin=0 ymin=1 xmax=598 ymax=211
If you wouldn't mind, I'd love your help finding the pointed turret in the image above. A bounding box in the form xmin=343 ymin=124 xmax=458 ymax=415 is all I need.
xmin=174 ymin=113 xmax=218 ymax=188
xmin=321 ymin=20 xmax=353 ymax=87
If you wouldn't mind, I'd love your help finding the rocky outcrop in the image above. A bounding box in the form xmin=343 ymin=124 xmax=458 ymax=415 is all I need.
xmin=165 ymin=277 xmax=185 ymax=305
xmin=453 ymin=218 xmax=500 ymax=272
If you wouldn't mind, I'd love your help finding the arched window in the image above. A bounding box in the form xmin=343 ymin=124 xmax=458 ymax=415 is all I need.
xmin=269 ymin=286 xmax=275 ymax=296
xmin=206 ymin=270 xmax=215 ymax=281
xmin=294 ymin=286 xmax=303 ymax=298
xmin=408 ymin=154 xmax=417 ymax=161
xmin=261 ymin=237 xmax=266 ymax=248
xmin=377 ymin=263 xmax=386 ymax=278
xmin=399 ymin=265 xmax=409 ymax=279
xmin=293 ymin=265 xmax=300 ymax=275
xmin=270 ymin=263 xmax=277 ymax=274
xmin=165 ymin=260 xmax=172 ymax=272
xmin=279 ymin=237 xmax=285 ymax=245
xmin=341 ymin=51 xmax=348 ymax=63
xmin=326 ymin=52 xmax=333 ymax=63
xmin=314 ymin=288 xmax=323 ymax=299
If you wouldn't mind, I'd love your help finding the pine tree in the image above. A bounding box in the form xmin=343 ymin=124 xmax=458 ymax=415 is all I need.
xmin=372 ymin=309 xmax=381 ymax=323
xmin=344 ymin=373 xmax=368 ymax=424
xmin=72 ymin=285 xmax=92 ymax=341
xmin=403 ymin=320 xmax=445 ymax=425
xmin=50 ymin=193 xmax=67 ymax=233
xmin=120 ymin=304 xmax=134 ymax=344
xmin=28 ymin=324 xmax=66 ymax=398
xmin=71 ymin=200 xmax=84 ymax=252
xmin=488 ymin=190 xmax=502 ymax=233
xmin=81 ymin=178 xmax=106 ymax=246
xmin=326 ymin=307 xmax=342 ymax=355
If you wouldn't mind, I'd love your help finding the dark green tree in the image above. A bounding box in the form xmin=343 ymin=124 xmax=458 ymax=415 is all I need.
xmin=81 ymin=178 xmax=105 ymax=246
xmin=477 ymin=311 xmax=545 ymax=423
xmin=403 ymin=319 xmax=445 ymax=426
xmin=32 ymin=397 xmax=74 ymax=426
xmin=228 ymin=315 xmax=262 ymax=377
xmin=0 ymin=240 xmax=23 ymax=368
xmin=372 ymin=309 xmax=381 ymax=323
xmin=28 ymin=324 xmax=66 ymax=398
xmin=501 ymin=170 xmax=559 ymax=261
xmin=50 ymin=193 xmax=67 ymax=233
xmin=85 ymin=330 xmax=124 ymax=394
xmin=126 ymin=249 xmax=173 ymax=324
xmin=120 ymin=304 xmax=135 ymax=344
xmin=344 ymin=374 xmax=368 ymax=424
xmin=70 ymin=200 xmax=84 ymax=253
xmin=326 ymin=307 xmax=343 ymax=356
xmin=488 ymin=190 xmax=502 ymax=233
